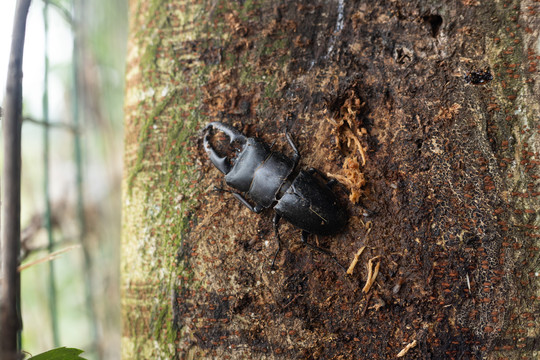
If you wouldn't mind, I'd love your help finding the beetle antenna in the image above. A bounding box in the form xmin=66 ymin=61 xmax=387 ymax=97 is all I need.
xmin=271 ymin=213 xmax=282 ymax=270
xmin=301 ymin=231 xmax=347 ymax=273
xmin=284 ymin=112 xmax=298 ymax=132
xmin=212 ymin=185 xmax=238 ymax=197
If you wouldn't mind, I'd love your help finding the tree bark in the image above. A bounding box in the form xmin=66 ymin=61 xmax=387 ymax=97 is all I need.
xmin=122 ymin=0 xmax=539 ymax=359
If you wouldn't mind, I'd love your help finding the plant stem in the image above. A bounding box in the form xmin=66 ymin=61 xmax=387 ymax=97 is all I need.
xmin=1 ymin=0 xmax=32 ymax=359
xmin=43 ymin=0 xmax=60 ymax=348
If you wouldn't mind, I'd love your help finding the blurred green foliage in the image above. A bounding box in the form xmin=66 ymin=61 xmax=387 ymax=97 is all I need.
xmin=28 ymin=346 xmax=86 ymax=360
xmin=19 ymin=0 xmax=128 ymax=359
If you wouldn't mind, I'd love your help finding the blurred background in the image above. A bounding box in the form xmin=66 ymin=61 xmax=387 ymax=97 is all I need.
xmin=1 ymin=0 xmax=127 ymax=358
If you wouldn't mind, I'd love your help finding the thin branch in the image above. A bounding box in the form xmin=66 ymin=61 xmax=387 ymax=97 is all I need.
xmin=0 ymin=107 xmax=79 ymax=133
xmin=22 ymin=238 xmax=79 ymax=261
xmin=43 ymin=0 xmax=60 ymax=347
xmin=1 ymin=0 xmax=32 ymax=359
xmin=23 ymin=116 xmax=80 ymax=133
xmin=46 ymin=0 xmax=74 ymax=27
xmin=18 ymin=245 xmax=81 ymax=272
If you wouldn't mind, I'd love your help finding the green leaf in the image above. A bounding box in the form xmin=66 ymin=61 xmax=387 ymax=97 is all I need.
xmin=27 ymin=347 xmax=86 ymax=360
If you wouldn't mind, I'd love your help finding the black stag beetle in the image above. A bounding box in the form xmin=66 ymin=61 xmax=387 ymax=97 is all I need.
xmin=203 ymin=122 xmax=348 ymax=271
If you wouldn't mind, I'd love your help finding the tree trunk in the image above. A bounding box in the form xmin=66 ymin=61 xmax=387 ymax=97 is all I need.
xmin=122 ymin=0 xmax=539 ymax=359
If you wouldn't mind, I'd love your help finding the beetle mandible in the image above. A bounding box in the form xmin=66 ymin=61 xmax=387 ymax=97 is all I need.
xmin=203 ymin=122 xmax=348 ymax=270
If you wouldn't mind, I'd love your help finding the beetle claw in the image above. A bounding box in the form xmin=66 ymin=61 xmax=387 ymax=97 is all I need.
xmin=204 ymin=121 xmax=246 ymax=144
xmin=204 ymin=122 xmax=249 ymax=174
xmin=204 ymin=132 xmax=232 ymax=174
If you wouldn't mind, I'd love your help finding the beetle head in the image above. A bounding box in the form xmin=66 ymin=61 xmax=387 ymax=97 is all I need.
xmin=203 ymin=122 xmax=247 ymax=174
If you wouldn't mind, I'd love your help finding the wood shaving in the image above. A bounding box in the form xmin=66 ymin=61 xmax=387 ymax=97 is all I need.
xmin=343 ymin=126 xmax=366 ymax=166
xmin=434 ymin=103 xmax=461 ymax=122
xmin=325 ymin=90 xmax=368 ymax=203
xmin=362 ymin=256 xmax=381 ymax=293
xmin=327 ymin=157 xmax=366 ymax=203
xmin=368 ymin=297 xmax=385 ymax=311
xmin=396 ymin=339 xmax=417 ymax=357
xmin=346 ymin=246 xmax=366 ymax=275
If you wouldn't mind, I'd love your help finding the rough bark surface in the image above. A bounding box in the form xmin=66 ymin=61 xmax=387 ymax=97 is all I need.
xmin=122 ymin=0 xmax=539 ymax=359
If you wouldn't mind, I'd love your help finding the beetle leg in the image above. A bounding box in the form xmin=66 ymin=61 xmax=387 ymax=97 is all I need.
xmin=306 ymin=167 xmax=326 ymax=178
xmin=230 ymin=192 xmax=264 ymax=213
xmin=306 ymin=168 xmax=337 ymax=188
xmin=214 ymin=186 xmax=264 ymax=213
xmin=285 ymin=131 xmax=300 ymax=168
xmin=271 ymin=213 xmax=282 ymax=270
xmin=301 ymin=230 xmax=347 ymax=273
xmin=325 ymin=178 xmax=337 ymax=188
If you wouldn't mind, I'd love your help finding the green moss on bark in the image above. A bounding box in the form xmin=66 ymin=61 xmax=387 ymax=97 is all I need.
xmin=122 ymin=0 xmax=289 ymax=358
xmin=123 ymin=1 xmax=539 ymax=359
